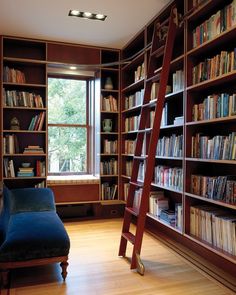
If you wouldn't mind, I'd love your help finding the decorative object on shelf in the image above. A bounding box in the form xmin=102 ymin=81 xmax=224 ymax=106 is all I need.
xmin=10 ymin=117 xmax=20 ymax=130
xmin=102 ymin=118 xmax=112 ymax=132
xmin=21 ymin=162 xmax=31 ymax=168
xmin=104 ymin=77 xmax=113 ymax=90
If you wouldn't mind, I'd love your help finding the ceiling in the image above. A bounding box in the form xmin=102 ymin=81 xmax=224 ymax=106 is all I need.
xmin=0 ymin=0 xmax=170 ymax=49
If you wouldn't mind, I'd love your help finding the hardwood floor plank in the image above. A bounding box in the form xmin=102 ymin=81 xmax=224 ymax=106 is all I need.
xmin=7 ymin=219 xmax=233 ymax=295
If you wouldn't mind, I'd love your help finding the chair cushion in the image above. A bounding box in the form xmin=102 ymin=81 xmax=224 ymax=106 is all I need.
xmin=10 ymin=188 xmax=56 ymax=214
xmin=0 ymin=211 xmax=70 ymax=262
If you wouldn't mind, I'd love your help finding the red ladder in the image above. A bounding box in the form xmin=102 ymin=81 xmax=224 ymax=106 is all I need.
xmin=118 ymin=5 xmax=179 ymax=274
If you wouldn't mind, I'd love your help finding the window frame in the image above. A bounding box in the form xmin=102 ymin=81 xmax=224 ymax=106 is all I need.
xmin=47 ymin=74 xmax=91 ymax=175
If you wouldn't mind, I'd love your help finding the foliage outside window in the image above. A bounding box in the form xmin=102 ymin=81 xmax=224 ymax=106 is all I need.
xmin=48 ymin=77 xmax=88 ymax=174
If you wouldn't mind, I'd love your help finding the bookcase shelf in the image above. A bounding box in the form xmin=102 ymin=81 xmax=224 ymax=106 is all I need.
xmin=119 ymin=0 xmax=236 ymax=276
xmin=185 ymin=192 xmax=236 ymax=210
xmin=186 ymin=158 xmax=236 ymax=164
xmin=185 ymin=234 xmax=236 ymax=264
xmin=184 ymin=0 xmax=236 ymax=270
xmin=99 ymin=49 xmax=120 ymax=201
xmin=147 ymin=213 xmax=183 ymax=234
xmin=1 ymin=36 xmax=47 ymax=189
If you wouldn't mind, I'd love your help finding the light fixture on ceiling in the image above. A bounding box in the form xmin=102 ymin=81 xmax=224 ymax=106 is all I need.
xmin=68 ymin=10 xmax=107 ymax=21
xmin=69 ymin=66 xmax=77 ymax=70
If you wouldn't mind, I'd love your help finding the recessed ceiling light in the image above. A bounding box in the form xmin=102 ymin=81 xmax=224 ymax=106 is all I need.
xmin=83 ymin=12 xmax=92 ymax=18
xmin=68 ymin=10 xmax=107 ymax=21
xmin=70 ymin=10 xmax=80 ymax=16
xmin=96 ymin=14 xmax=105 ymax=20
xmin=69 ymin=66 xmax=77 ymax=70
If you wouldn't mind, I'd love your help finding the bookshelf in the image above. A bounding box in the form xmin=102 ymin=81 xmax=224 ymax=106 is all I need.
xmin=185 ymin=0 xmax=236 ymax=263
xmin=1 ymin=37 xmax=47 ymax=188
xmin=99 ymin=49 xmax=120 ymax=201
xmin=120 ymin=0 xmax=236 ymax=277
xmin=120 ymin=0 xmax=185 ymax=233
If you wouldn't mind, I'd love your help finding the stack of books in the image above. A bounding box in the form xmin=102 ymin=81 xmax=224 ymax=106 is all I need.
xmin=17 ymin=166 xmax=34 ymax=177
xmin=23 ymin=145 xmax=44 ymax=154
xmin=160 ymin=209 xmax=176 ymax=226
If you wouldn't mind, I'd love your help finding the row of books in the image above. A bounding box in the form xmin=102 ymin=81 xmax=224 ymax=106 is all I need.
xmin=3 ymin=134 xmax=19 ymax=154
xmin=154 ymin=165 xmax=183 ymax=191
xmin=124 ymin=135 xmax=146 ymax=155
xmin=150 ymin=103 xmax=168 ymax=127
xmin=191 ymin=132 xmax=236 ymax=160
xmin=149 ymin=191 xmax=182 ymax=229
xmin=172 ymin=70 xmax=184 ymax=93
xmin=100 ymin=158 xmax=118 ymax=175
xmin=125 ymin=115 xmax=140 ymax=132
xmin=3 ymin=158 xmax=15 ymax=177
xmin=156 ymin=134 xmax=183 ymax=158
xmin=193 ymin=0 xmax=236 ymax=48
xmin=192 ymin=93 xmax=236 ymax=121
xmin=23 ymin=145 xmax=44 ymax=154
xmin=3 ymin=159 xmax=45 ymax=178
xmin=35 ymin=180 xmax=46 ymax=188
xmin=191 ymin=174 xmax=236 ymax=204
xmin=101 ymin=183 xmax=117 ymax=200
xmin=124 ymin=140 xmax=136 ymax=154
xmin=134 ymin=62 xmax=145 ymax=82
xmin=103 ymin=139 xmax=118 ymax=154
xmin=150 ymin=82 xmax=172 ymax=100
xmin=192 ymin=49 xmax=236 ymax=84
xmin=190 ymin=205 xmax=236 ymax=255
xmin=125 ymin=160 xmax=133 ymax=177
xmin=123 ymin=183 xmax=130 ymax=201
xmin=124 ymin=89 xmax=144 ymax=109
xmin=3 ymin=89 xmax=44 ymax=108
xmin=101 ymin=95 xmax=118 ymax=112
xmin=3 ymin=66 xmax=26 ymax=84
xmin=28 ymin=112 xmax=45 ymax=131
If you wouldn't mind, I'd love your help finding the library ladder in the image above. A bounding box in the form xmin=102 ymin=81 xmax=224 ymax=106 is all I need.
xmin=118 ymin=5 xmax=180 ymax=274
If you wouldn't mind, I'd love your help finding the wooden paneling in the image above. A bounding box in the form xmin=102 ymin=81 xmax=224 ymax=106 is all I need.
xmin=47 ymin=43 xmax=100 ymax=65
xmin=49 ymin=183 xmax=99 ymax=203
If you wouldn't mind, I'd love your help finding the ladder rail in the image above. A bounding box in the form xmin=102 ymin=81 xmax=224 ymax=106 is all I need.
xmin=119 ymin=5 xmax=179 ymax=270
xmin=131 ymin=7 xmax=178 ymax=269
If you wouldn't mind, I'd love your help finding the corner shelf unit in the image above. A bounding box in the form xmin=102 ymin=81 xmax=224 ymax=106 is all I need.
xmin=99 ymin=49 xmax=120 ymax=201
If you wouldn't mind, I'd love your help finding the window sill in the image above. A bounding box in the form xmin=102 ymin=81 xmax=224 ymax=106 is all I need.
xmin=47 ymin=175 xmax=100 ymax=185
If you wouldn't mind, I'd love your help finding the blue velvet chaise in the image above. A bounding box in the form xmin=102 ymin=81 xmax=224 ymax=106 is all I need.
xmin=0 ymin=186 xmax=70 ymax=287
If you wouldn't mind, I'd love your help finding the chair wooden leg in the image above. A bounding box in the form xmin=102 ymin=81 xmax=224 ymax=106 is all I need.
xmin=60 ymin=261 xmax=68 ymax=280
xmin=1 ymin=269 xmax=10 ymax=288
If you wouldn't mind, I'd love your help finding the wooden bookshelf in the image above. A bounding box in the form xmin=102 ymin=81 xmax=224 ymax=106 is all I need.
xmin=184 ymin=0 xmax=236 ymax=272
xmin=1 ymin=36 xmax=47 ymax=188
xmin=119 ymin=0 xmax=236 ymax=277
xmin=99 ymin=49 xmax=120 ymax=201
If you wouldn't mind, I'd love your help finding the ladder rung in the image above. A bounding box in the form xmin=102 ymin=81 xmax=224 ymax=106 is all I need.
xmin=137 ymin=128 xmax=152 ymax=134
xmin=122 ymin=232 xmax=135 ymax=245
xmin=126 ymin=207 xmax=139 ymax=216
xmin=133 ymin=155 xmax=146 ymax=160
xmin=130 ymin=181 xmax=143 ymax=187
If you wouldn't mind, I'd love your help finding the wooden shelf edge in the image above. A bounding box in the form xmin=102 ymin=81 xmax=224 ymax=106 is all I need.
xmin=185 ymin=192 xmax=236 ymax=210
xmin=147 ymin=213 xmax=183 ymax=234
xmin=184 ymin=234 xmax=236 ymax=264
xmin=186 ymin=116 xmax=236 ymax=126
xmin=186 ymin=158 xmax=236 ymax=164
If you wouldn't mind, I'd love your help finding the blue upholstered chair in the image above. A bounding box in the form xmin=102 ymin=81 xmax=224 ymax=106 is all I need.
xmin=0 ymin=186 xmax=70 ymax=287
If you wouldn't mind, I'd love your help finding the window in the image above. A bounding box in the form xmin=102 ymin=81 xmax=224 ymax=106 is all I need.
xmin=48 ymin=77 xmax=90 ymax=175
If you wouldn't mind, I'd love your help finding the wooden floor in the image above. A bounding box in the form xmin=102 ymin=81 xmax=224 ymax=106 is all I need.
xmin=2 ymin=218 xmax=234 ymax=295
